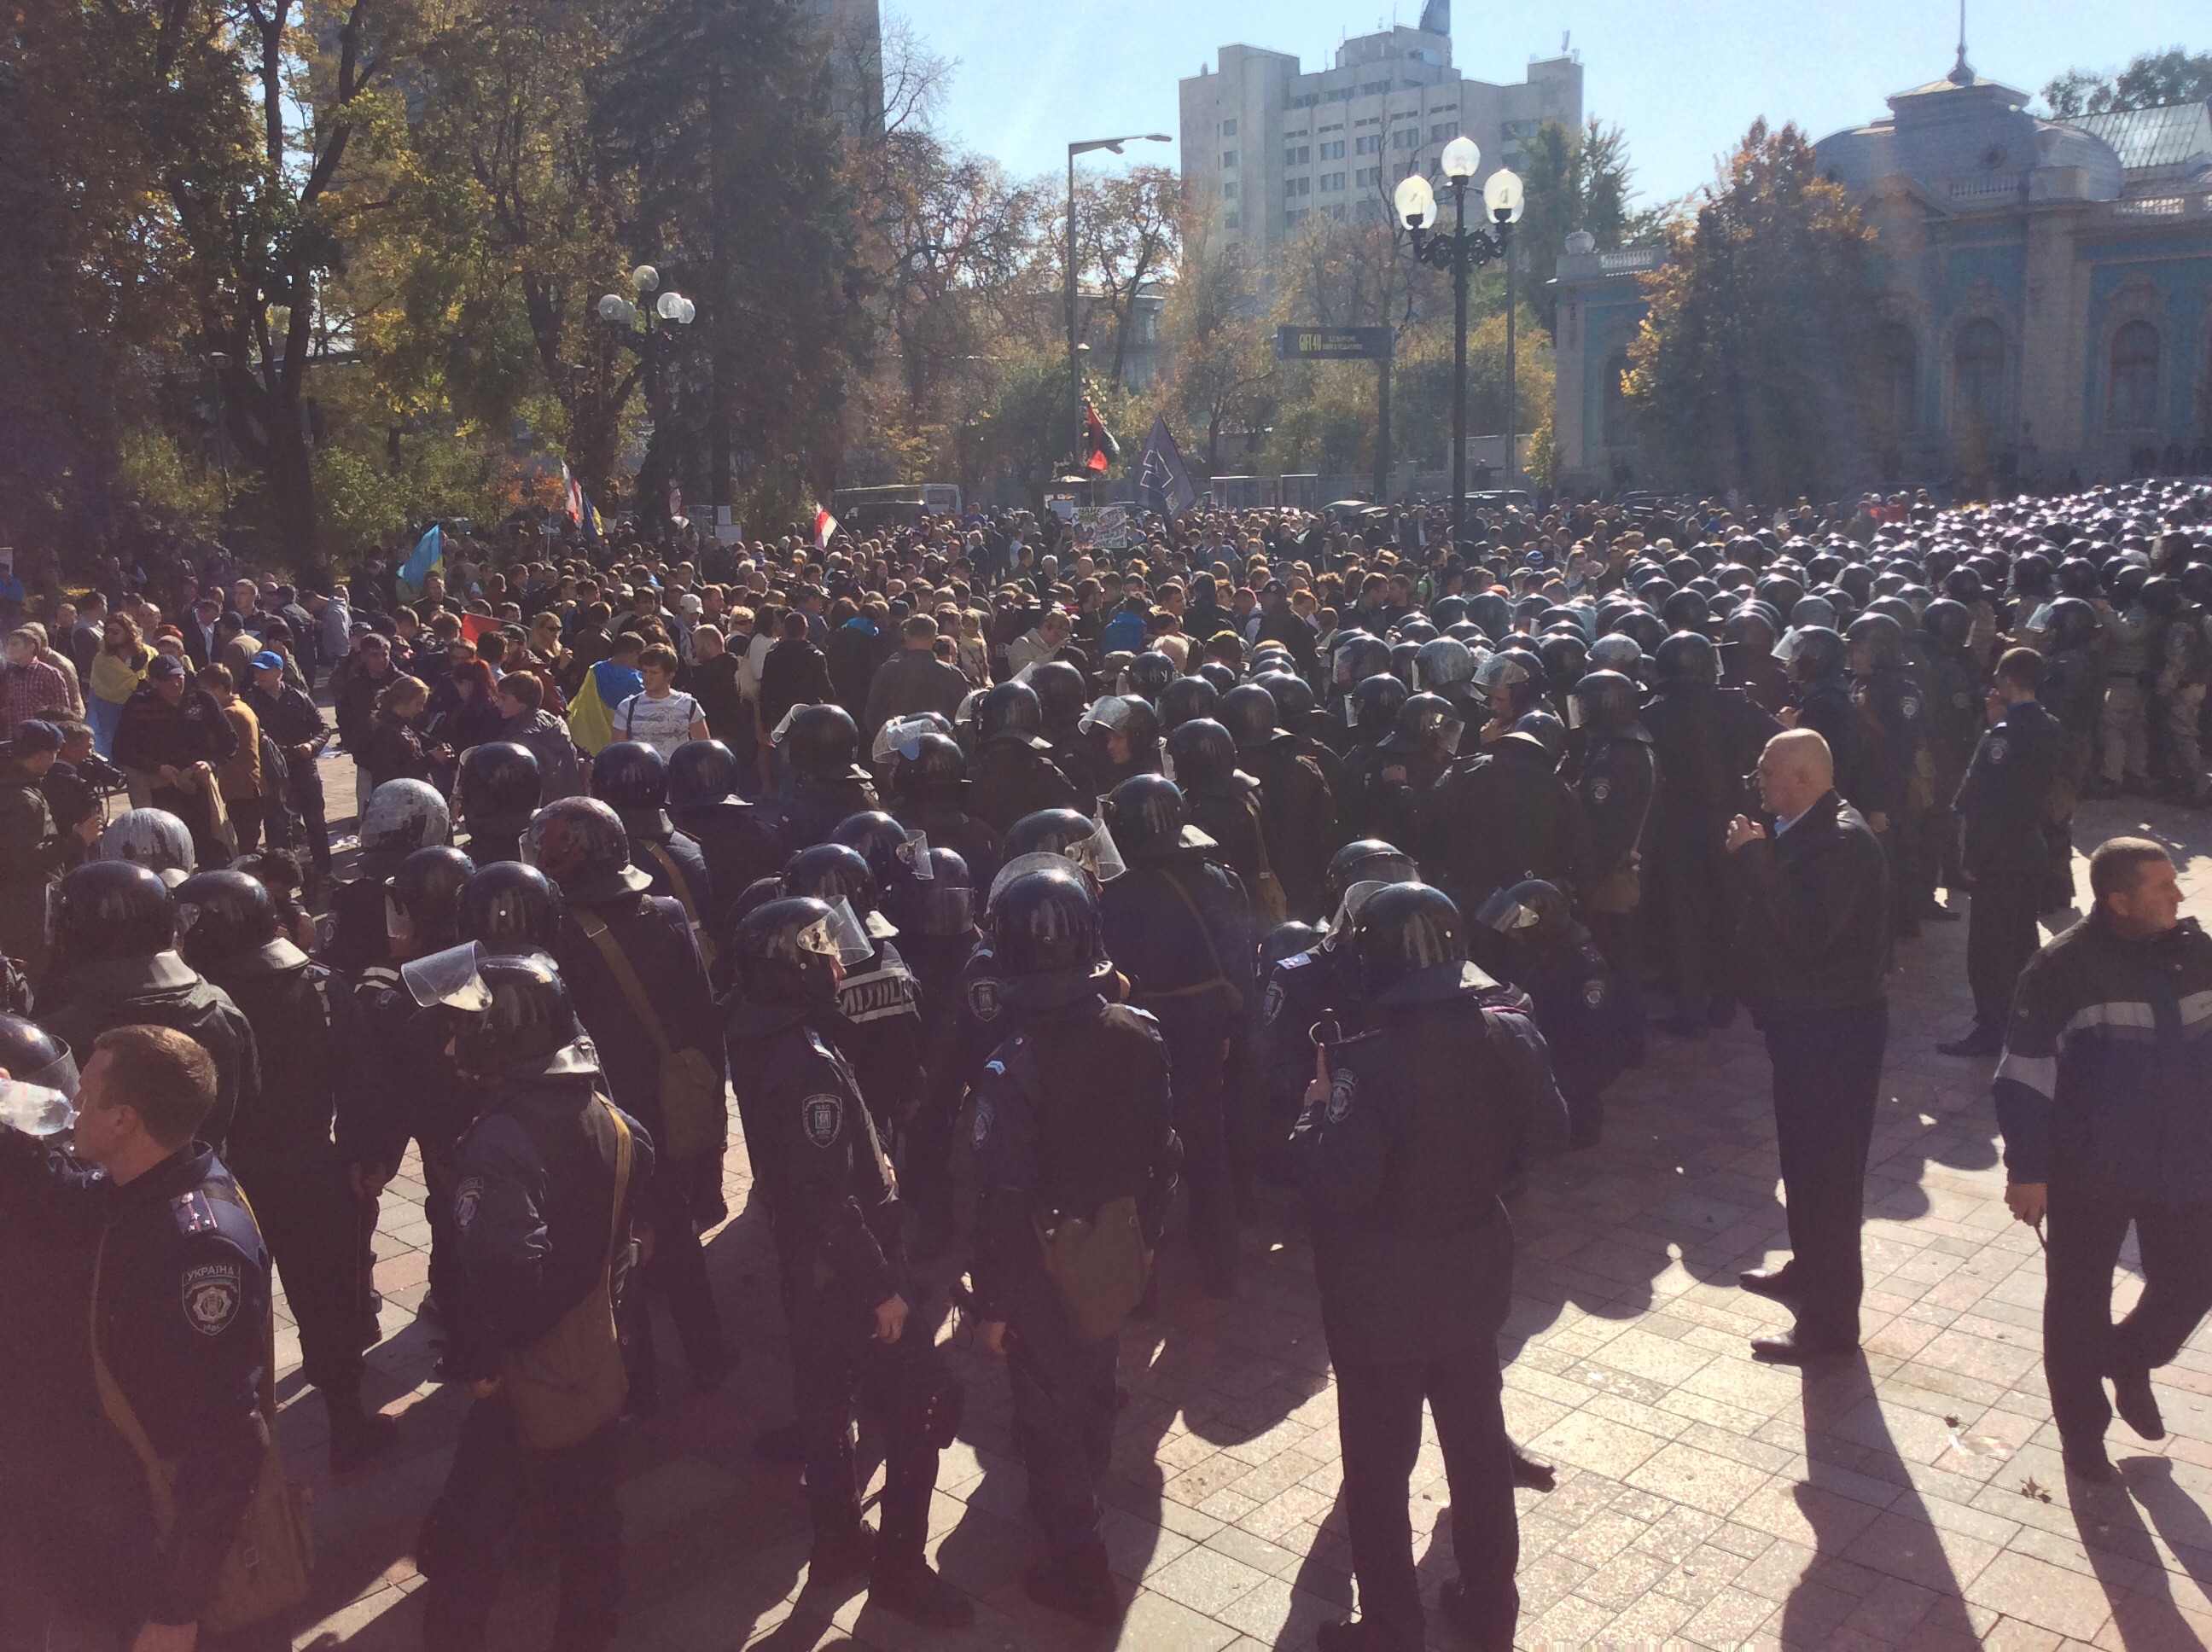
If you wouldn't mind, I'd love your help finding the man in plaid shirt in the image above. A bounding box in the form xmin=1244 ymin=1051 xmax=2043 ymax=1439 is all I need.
xmin=3 ymin=628 xmax=71 ymax=739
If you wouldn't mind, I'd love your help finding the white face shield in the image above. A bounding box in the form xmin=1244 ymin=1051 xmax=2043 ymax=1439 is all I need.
xmin=872 ymin=715 xmax=943 ymax=765
xmin=402 ymin=939 xmax=493 ymax=1011
xmin=898 ymin=830 xmax=933 ymax=880
xmin=1079 ymin=695 xmax=1134 ymax=736
xmin=812 ymin=899 xmax=876 ymax=965
xmin=1069 ymin=819 xmax=1126 ymax=884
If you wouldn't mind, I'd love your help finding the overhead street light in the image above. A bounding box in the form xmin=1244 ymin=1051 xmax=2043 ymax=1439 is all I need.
xmin=1065 ymin=131 xmax=1174 ymax=478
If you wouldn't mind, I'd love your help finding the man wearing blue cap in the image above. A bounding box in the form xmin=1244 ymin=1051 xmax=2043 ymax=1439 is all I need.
xmin=246 ymin=649 xmax=334 ymax=878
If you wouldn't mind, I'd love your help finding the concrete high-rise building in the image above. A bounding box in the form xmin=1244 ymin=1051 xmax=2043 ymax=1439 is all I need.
xmin=1179 ymin=8 xmax=1581 ymax=259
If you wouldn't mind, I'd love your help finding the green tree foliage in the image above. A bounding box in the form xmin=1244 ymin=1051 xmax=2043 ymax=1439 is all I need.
xmin=1515 ymin=118 xmax=1641 ymax=329
xmin=1624 ymin=119 xmax=1883 ymax=501
xmin=2045 ymin=47 xmax=2212 ymax=117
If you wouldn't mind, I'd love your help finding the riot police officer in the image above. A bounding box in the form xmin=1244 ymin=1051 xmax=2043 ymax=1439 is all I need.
xmin=969 ymin=682 xmax=1080 ymax=836
xmin=725 ymin=897 xmax=974 ymax=1626
xmin=458 ymin=860 xmax=566 ymax=957
xmin=1221 ymin=683 xmax=1336 ymax=921
xmin=1420 ymin=719 xmax=1589 ymax=923
xmin=664 ymin=737 xmax=784 ymax=939
xmin=411 ymin=951 xmax=650 ymax=1652
xmin=452 ymin=741 xmax=540 ymax=866
xmin=968 ymin=866 xmax=1179 ymax=1626
xmin=1476 ymin=880 xmax=1633 ymax=1149
xmin=1847 ymin=611 xmax=1933 ymax=939
xmin=1294 ymin=883 xmax=1567 ymax=1652
xmin=175 ymin=867 xmax=397 ymax=1469
xmin=1918 ymin=598 xmax=1985 ymax=912
xmin=2040 ymin=597 xmax=2108 ymax=903
xmin=1077 ymin=694 xmax=1163 ymax=801
xmin=386 ymin=844 xmax=475 ymax=961
xmin=886 ymin=729 xmax=1004 ymax=892
xmin=531 ymin=796 xmax=731 ymax=1406
xmin=591 ymin=741 xmax=715 ymax=961
xmin=1164 ymin=718 xmax=1280 ymax=928
xmin=777 ymin=704 xmax=881 ymax=849
xmin=1100 ymin=775 xmax=1252 ymax=1295
xmin=326 ymin=778 xmax=451 ymax=978
xmin=1783 ymin=626 xmax=1869 ymax=810
xmin=1570 ymin=669 xmax=1656 ymax=1055
xmin=787 ymin=839 xmax=925 ymax=1139
xmin=37 ymin=859 xmax=259 ymax=1150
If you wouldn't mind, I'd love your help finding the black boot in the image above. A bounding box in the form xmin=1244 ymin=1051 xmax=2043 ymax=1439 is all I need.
xmin=327 ymin=1386 xmax=398 ymax=1473
xmin=870 ymin=1504 xmax=974 ymax=1628
xmin=805 ymin=1520 xmax=875 ymax=1591
xmin=1022 ymin=1536 xmax=1120 ymax=1626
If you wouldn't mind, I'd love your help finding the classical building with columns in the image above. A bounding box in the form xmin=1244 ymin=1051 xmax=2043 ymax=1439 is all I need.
xmin=1551 ymin=55 xmax=2212 ymax=493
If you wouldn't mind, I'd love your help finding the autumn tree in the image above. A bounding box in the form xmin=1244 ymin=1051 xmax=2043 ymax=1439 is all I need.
xmin=1624 ymin=119 xmax=1883 ymax=501
xmin=1516 ymin=118 xmax=1644 ymax=329
xmin=1069 ymin=165 xmax=1182 ymax=390
xmin=2045 ymin=46 xmax=2212 ymax=116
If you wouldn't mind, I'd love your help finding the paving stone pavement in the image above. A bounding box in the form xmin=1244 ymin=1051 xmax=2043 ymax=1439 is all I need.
xmin=275 ymin=793 xmax=2212 ymax=1651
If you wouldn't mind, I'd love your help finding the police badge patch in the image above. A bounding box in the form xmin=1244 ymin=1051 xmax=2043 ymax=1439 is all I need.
xmin=1584 ymin=979 xmax=1608 ymax=1008
xmin=1263 ymin=980 xmax=1285 ymax=1023
xmin=1325 ymin=1069 xmax=1356 ymax=1125
xmin=1988 ymin=736 xmax=2009 ymax=764
xmin=182 ymin=1261 xmax=242 ymax=1337
xmin=803 ymin=1094 xmax=843 ymax=1147
xmin=1590 ymin=777 xmax=1611 ymax=804
xmin=967 ymin=978 xmax=1001 ymax=1021
xmin=453 ymin=1176 xmax=484 ymax=1231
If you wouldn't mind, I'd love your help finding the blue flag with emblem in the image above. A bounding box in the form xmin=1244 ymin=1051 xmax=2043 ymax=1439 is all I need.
xmin=399 ymin=522 xmax=443 ymax=591
xmin=1135 ymin=415 xmax=1197 ymax=515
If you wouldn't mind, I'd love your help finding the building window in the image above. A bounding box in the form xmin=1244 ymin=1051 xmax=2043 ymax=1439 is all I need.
xmin=1284 ymin=208 xmax=1310 ymax=229
xmin=1393 ymin=128 xmax=1419 ymax=149
xmin=1429 ymin=122 xmax=1458 ymax=142
xmin=1221 ymin=181 xmax=1237 ymax=199
xmin=1877 ymin=324 xmax=1918 ymax=435
xmin=1356 ymin=133 xmax=1382 ymax=154
xmin=1220 ymin=119 xmax=1237 ymax=137
xmin=1954 ymin=318 xmax=2006 ymax=432
xmin=1355 ymin=166 xmax=1381 ymax=186
xmin=1225 ymin=212 xmax=1239 ymax=230
xmin=1361 ymin=80 xmax=1390 ymax=96
xmin=1284 ymin=145 xmax=1310 ymax=166
xmin=1284 ymin=177 xmax=1311 ymax=199
xmin=1222 ymin=150 xmax=1237 ymax=167
xmin=1602 ymin=352 xmax=1633 ymax=449
xmin=2109 ymin=320 xmax=2160 ymax=428
xmin=1320 ymin=172 xmax=1346 ymax=191
xmin=1285 ymin=91 xmax=1318 ymax=108
xmin=1319 ymin=139 xmax=1346 ymax=160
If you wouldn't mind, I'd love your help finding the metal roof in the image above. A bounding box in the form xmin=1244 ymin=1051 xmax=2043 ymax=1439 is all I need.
xmin=2069 ymin=103 xmax=2212 ymax=176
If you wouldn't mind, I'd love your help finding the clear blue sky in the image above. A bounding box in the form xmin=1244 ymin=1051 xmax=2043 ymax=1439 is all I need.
xmin=897 ymin=1 xmax=2201 ymax=206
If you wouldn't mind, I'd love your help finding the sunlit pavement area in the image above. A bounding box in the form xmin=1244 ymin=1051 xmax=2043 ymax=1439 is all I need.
xmin=279 ymin=779 xmax=2212 ymax=1650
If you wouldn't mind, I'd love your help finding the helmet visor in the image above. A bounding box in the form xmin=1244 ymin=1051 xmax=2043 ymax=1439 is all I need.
xmin=1437 ymin=714 xmax=1464 ymax=756
xmin=0 ymin=1078 xmax=76 ymax=1137
xmin=402 ymin=939 xmax=493 ymax=1011
xmin=1473 ymin=887 xmax=1541 ymax=934
xmin=821 ymin=899 xmax=877 ymax=964
xmin=1078 ymin=695 xmax=1134 ymax=736
xmin=872 ymin=715 xmax=943 ymax=765
xmin=989 ymin=850 xmax=1081 ymax=909
xmin=908 ymin=883 xmax=977 ymax=935
xmin=1329 ymin=876 xmax=1410 ymax=938
xmin=1069 ymin=820 xmax=1126 ymax=884
xmin=898 ymin=830 xmax=934 ymax=879
xmin=1771 ymin=628 xmax=1807 ymax=665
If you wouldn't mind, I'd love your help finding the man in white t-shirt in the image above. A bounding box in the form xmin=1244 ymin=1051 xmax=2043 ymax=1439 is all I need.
xmin=611 ymin=643 xmax=710 ymax=755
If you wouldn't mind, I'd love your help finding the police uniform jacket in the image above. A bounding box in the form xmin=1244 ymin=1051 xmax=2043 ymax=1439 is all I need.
xmin=38 ymin=953 xmax=259 ymax=1152
xmin=1853 ymin=666 xmax=1930 ymax=819
xmin=1728 ymin=790 xmax=1890 ymax=1015
xmin=726 ymin=1003 xmax=904 ymax=1316
xmin=1255 ymin=945 xmax=1364 ymax=1138
xmin=777 ymin=775 xmax=879 ymax=851
xmin=968 ymin=998 xmax=1179 ymax=1323
xmin=1516 ymin=929 xmax=1633 ymax=1102
xmin=1920 ymin=651 xmax=1985 ymax=781
xmin=352 ymin=963 xmax=478 ymax=1164
xmin=670 ymin=799 xmax=785 ymax=937
xmin=1100 ymin=852 xmax=1254 ymax=1025
xmin=628 ymin=825 xmax=715 ymax=945
xmin=553 ymin=893 xmax=725 ymax=1162
xmin=1792 ymin=681 xmax=1871 ymax=812
xmin=323 ymin=873 xmax=394 ymax=979
xmin=1419 ymin=734 xmax=1591 ymax=910
xmin=834 ymin=937 xmax=924 ymax=1127
xmin=1953 ymin=700 xmax=2060 ymax=881
xmin=1245 ymin=735 xmax=1336 ymax=916
xmin=0 ymin=1137 xmax=270 ymax=1628
xmin=1292 ymin=980 xmax=1567 ymax=1360
xmin=969 ymin=742 xmax=1078 ymax=838
xmin=917 ymin=938 xmax=1008 ymax=1141
xmin=1640 ymin=684 xmax=1779 ymax=841
xmin=1994 ymin=911 xmax=2212 ymax=1206
xmin=2042 ymin=647 xmax=2106 ymax=738
xmin=442 ymin=1073 xmax=653 ymax=1383
xmin=212 ymin=953 xmax=384 ymax=1164
xmin=1574 ymin=727 xmax=1656 ymax=885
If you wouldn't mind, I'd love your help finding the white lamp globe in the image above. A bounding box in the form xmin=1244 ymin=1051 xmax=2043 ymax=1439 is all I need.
xmin=1393 ymin=172 xmax=1439 ymax=230
xmin=1484 ymin=168 xmax=1525 ymax=224
xmin=1440 ymin=136 xmax=1480 ymax=179
xmin=631 ymin=265 xmax=659 ymax=294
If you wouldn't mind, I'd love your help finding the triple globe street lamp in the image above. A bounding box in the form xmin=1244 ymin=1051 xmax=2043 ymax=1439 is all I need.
xmin=1394 ymin=135 xmax=1524 ymax=550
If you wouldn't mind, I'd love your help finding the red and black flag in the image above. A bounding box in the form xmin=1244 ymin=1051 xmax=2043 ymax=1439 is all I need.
xmin=1083 ymin=399 xmax=1121 ymax=474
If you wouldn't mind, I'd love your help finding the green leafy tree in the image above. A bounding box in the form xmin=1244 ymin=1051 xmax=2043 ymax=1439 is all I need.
xmin=1516 ymin=118 xmax=1640 ymax=329
xmin=1624 ymin=119 xmax=1883 ymax=502
xmin=2045 ymin=47 xmax=2212 ymax=116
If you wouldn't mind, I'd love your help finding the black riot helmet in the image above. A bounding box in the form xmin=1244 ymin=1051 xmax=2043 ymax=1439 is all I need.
xmin=1029 ymin=660 xmax=1087 ymax=729
xmin=589 ymin=741 xmax=672 ymax=835
xmin=667 ymin=739 xmax=744 ymax=809
xmin=1006 ymin=807 xmax=1105 ymax=863
xmin=1515 ymin=710 xmax=1567 ymax=761
xmin=787 ymin=702 xmax=870 ymax=781
xmin=1123 ymin=650 xmax=1177 ymax=699
xmin=1845 ymin=611 xmax=1907 ymax=673
xmin=1536 ymin=632 xmax=1590 ymax=690
xmin=1786 ymin=625 xmax=1849 ymax=687
xmin=1348 ymin=672 xmax=1407 ymax=739
xmin=391 ymin=846 xmax=475 ymax=951
xmin=1104 ymin=774 xmax=1214 ymax=861
xmin=890 ymin=730 xmax=968 ymax=802
xmin=2140 ymin=575 xmax=2184 ymax=618
xmin=1920 ymin=597 xmax=1973 ymax=652
xmin=1162 ymin=718 xmax=1248 ymax=795
xmin=416 ymin=950 xmax=593 ymax=1082
xmin=1468 ymin=592 xmax=1513 ymax=640
xmin=0 ymin=1013 xmax=77 ymax=1096
xmin=1653 ymin=630 xmax=1720 ymax=689
xmin=2046 ymin=596 xmax=2101 ymax=652
xmin=1159 ymin=678 xmax=1219 ymax=733
xmin=1324 ymin=839 xmax=1418 ymax=916
xmin=459 ymin=861 xmax=565 ymax=956
xmin=1574 ymin=670 xmax=1641 ymax=733
xmin=1196 ymin=660 xmax=1238 ymax=699
xmin=830 ymin=811 xmax=920 ymax=895
xmin=886 ymin=846 xmax=977 ymax=938
xmin=1381 ymin=692 xmax=1463 ymax=759
xmin=1255 ymin=669 xmax=1318 ymax=718
xmin=786 ymin=841 xmax=886 ymax=925
xmin=172 ymin=870 xmax=286 ymax=974
xmin=1414 ymin=637 xmax=1476 ymax=691
xmin=55 ymin=860 xmax=175 ymax=961
xmin=1941 ymin=567 xmax=1985 ymax=605
xmin=1219 ymin=683 xmax=1279 ymax=752
xmin=456 ymin=742 xmax=542 ymax=836
xmin=1475 ymin=878 xmax=1575 ymax=947
xmin=1388 ymin=639 xmax=1422 ymax=689
xmin=525 ymin=796 xmax=651 ymax=902
xmin=732 ymin=896 xmax=847 ymax=1009
xmin=991 ymin=864 xmax=1115 ymax=1009
xmin=1332 ymin=632 xmax=1393 ymax=686
xmin=1349 ymin=881 xmax=1471 ymax=1006
xmin=1662 ymin=589 xmax=1714 ymax=635
xmin=977 ymin=680 xmax=1051 ymax=750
